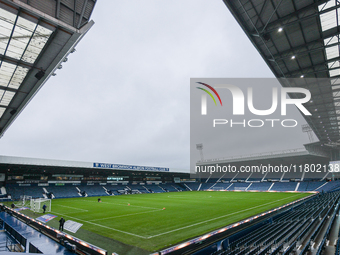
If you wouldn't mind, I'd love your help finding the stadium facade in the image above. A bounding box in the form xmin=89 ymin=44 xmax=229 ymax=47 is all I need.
xmin=0 ymin=155 xmax=190 ymax=200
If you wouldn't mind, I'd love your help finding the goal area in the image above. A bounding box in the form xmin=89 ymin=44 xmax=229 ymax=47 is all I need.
xmin=30 ymin=198 xmax=51 ymax=213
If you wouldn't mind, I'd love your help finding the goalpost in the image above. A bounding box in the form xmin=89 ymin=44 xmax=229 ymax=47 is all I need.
xmin=30 ymin=198 xmax=51 ymax=213
xmin=14 ymin=195 xmax=32 ymax=208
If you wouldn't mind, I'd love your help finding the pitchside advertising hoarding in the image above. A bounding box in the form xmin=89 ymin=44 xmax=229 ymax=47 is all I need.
xmin=190 ymin=78 xmax=334 ymax=179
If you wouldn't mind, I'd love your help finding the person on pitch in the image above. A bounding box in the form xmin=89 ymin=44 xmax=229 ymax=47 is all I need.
xmin=59 ymin=217 xmax=65 ymax=231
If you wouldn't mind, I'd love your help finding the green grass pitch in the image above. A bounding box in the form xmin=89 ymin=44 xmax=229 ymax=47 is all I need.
xmin=21 ymin=191 xmax=310 ymax=253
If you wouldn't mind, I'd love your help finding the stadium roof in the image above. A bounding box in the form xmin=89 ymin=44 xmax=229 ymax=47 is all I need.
xmin=197 ymin=145 xmax=330 ymax=165
xmin=197 ymin=147 xmax=328 ymax=164
xmin=196 ymin=145 xmax=332 ymax=179
xmin=0 ymin=0 xmax=96 ymax=137
xmin=223 ymin=0 xmax=340 ymax=145
xmin=0 ymin=155 xmax=189 ymax=174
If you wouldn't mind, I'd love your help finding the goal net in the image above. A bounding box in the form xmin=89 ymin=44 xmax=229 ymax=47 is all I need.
xmin=30 ymin=198 xmax=51 ymax=213
xmin=14 ymin=195 xmax=32 ymax=208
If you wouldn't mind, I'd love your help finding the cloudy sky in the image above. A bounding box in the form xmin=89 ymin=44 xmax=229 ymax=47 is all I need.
xmin=0 ymin=0 xmax=313 ymax=170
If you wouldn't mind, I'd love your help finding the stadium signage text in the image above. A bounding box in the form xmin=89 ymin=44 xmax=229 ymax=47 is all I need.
xmin=93 ymin=163 xmax=169 ymax=172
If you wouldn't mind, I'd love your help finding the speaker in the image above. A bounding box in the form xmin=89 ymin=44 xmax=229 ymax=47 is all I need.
xmin=35 ymin=70 xmax=45 ymax=80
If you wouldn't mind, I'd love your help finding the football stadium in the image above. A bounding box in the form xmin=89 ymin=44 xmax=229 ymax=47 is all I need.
xmin=1 ymin=0 xmax=340 ymax=255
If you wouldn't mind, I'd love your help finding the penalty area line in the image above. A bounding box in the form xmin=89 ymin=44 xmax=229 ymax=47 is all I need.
xmin=147 ymin=194 xmax=302 ymax=239
xmin=51 ymin=211 xmax=148 ymax=239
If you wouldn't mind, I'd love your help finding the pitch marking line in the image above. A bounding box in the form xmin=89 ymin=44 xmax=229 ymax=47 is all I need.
xmin=146 ymin=194 xmax=302 ymax=239
xmin=51 ymin=211 xmax=148 ymax=239
xmin=53 ymin=194 xmax=302 ymax=239
xmin=89 ymin=209 xmax=163 ymax=222
xmin=54 ymin=204 xmax=88 ymax=212
xmin=79 ymin=199 xmax=160 ymax=210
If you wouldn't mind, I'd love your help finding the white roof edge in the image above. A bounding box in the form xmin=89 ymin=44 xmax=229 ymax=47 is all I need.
xmin=168 ymin=168 xmax=190 ymax=173
xmin=0 ymin=155 xmax=92 ymax=168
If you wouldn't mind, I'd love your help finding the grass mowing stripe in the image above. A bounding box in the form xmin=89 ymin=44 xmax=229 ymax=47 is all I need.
xmin=79 ymin=199 xmax=161 ymax=210
xmin=51 ymin=211 xmax=148 ymax=239
xmin=89 ymin=209 xmax=163 ymax=222
xmin=147 ymin=193 xmax=303 ymax=239
xmin=44 ymin=191 xmax=310 ymax=252
xmin=166 ymin=195 xmax=212 ymax=199
xmin=54 ymin=204 xmax=88 ymax=212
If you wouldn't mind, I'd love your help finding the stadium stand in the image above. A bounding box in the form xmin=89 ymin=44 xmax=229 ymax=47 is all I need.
xmin=232 ymin=172 xmax=251 ymax=181
xmin=144 ymin=184 xmax=164 ymax=193
xmin=247 ymin=182 xmax=272 ymax=191
xmin=220 ymin=178 xmax=233 ymax=183
xmin=2 ymin=183 xmax=187 ymax=197
xmin=227 ymin=182 xmax=250 ymax=191
xmin=315 ymin=181 xmax=340 ymax=192
xmin=212 ymin=182 xmax=234 ymax=190
xmin=79 ymin=185 xmax=107 ymax=197
xmin=270 ymin=182 xmax=297 ymax=191
xmin=184 ymin=182 xmax=200 ymax=191
xmin=5 ymin=180 xmax=340 ymax=200
xmin=247 ymin=176 xmax=263 ymax=182
xmin=200 ymin=183 xmax=214 ymax=190
xmin=44 ymin=185 xmax=80 ymax=199
xmin=160 ymin=183 xmax=180 ymax=192
xmin=130 ymin=184 xmax=149 ymax=194
xmin=6 ymin=185 xmax=43 ymax=200
xmin=209 ymin=191 xmax=340 ymax=255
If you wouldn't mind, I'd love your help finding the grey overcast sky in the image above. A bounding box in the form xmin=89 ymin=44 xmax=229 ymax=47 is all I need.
xmin=0 ymin=1 xmax=313 ymax=170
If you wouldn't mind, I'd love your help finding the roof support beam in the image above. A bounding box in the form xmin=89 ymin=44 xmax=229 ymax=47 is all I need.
xmin=77 ymin=0 xmax=88 ymax=29
xmin=0 ymin=53 xmax=33 ymax=69
xmin=271 ymin=31 xmax=340 ymax=60
xmin=284 ymin=56 xmax=340 ymax=77
xmin=257 ymin=0 xmax=329 ymax=34
xmin=273 ymin=41 xmax=340 ymax=62
xmin=56 ymin=0 xmax=61 ymax=19
xmin=260 ymin=0 xmax=284 ymax=33
xmin=0 ymin=86 xmax=17 ymax=93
